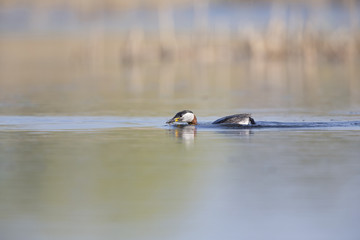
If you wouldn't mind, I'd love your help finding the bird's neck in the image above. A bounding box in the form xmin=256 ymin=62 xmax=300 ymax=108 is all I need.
xmin=189 ymin=115 xmax=197 ymax=125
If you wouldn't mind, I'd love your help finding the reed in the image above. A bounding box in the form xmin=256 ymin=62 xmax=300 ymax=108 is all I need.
xmin=0 ymin=0 xmax=359 ymax=65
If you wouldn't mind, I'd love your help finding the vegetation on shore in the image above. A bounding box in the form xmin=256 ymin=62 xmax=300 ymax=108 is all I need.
xmin=0 ymin=0 xmax=359 ymax=64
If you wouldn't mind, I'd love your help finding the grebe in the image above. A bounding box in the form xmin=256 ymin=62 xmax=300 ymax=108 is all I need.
xmin=166 ymin=110 xmax=255 ymax=125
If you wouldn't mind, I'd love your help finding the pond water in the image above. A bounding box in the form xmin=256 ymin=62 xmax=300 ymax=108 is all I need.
xmin=1 ymin=62 xmax=360 ymax=240
xmin=0 ymin=113 xmax=360 ymax=240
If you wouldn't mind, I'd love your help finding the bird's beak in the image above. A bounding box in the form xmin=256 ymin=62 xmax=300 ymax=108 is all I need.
xmin=166 ymin=117 xmax=180 ymax=124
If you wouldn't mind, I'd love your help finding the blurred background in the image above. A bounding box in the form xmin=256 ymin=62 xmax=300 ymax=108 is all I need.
xmin=0 ymin=0 xmax=360 ymax=116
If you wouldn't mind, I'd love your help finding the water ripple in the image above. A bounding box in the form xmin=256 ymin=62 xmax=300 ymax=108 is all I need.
xmin=1 ymin=116 xmax=359 ymax=132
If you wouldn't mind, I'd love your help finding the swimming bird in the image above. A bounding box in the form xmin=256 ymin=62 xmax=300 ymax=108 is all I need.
xmin=166 ymin=110 xmax=255 ymax=125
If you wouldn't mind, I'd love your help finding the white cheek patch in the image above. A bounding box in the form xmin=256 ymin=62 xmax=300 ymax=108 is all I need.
xmin=181 ymin=113 xmax=194 ymax=122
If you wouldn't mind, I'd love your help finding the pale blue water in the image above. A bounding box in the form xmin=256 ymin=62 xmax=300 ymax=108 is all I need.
xmin=0 ymin=114 xmax=360 ymax=240
xmin=1 ymin=115 xmax=359 ymax=131
xmin=0 ymin=38 xmax=360 ymax=239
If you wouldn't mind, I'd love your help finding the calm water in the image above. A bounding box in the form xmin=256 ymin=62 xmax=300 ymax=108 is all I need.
xmin=1 ymin=59 xmax=360 ymax=240
xmin=0 ymin=113 xmax=360 ymax=240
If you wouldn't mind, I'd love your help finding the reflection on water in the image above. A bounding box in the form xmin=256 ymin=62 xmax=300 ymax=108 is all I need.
xmin=1 ymin=61 xmax=359 ymax=116
xmin=168 ymin=124 xmax=254 ymax=147
xmin=1 ymin=26 xmax=360 ymax=240
xmin=168 ymin=125 xmax=197 ymax=148
xmin=0 ymin=126 xmax=360 ymax=240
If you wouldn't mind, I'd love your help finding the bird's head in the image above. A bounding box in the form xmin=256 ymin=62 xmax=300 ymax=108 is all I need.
xmin=166 ymin=110 xmax=197 ymax=125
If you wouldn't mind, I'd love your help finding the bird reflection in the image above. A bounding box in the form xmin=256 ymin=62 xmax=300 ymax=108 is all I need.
xmin=168 ymin=124 xmax=254 ymax=148
xmin=169 ymin=125 xmax=197 ymax=147
xmin=216 ymin=129 xmax=253 ymax=136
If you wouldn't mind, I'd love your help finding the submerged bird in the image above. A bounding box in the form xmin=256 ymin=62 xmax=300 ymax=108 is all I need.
xmin=166 ymin=110 xmax=255 ymax=125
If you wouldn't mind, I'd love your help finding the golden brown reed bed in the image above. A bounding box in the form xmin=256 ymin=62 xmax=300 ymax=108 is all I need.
xmin=1 ymin=29 xmax=359 ymax=70
xmin=0 ymin=0 xmax=359 ymax=66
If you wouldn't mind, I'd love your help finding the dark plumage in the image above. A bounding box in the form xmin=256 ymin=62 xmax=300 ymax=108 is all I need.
xmin=212 ymin=113 xmax=255 ymax=125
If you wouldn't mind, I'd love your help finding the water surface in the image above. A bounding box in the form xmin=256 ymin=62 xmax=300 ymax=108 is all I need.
xmin=1 ymin=40 xmax=360 ymax=239
xmin=0 ymin=113 xmax=360 ymax=240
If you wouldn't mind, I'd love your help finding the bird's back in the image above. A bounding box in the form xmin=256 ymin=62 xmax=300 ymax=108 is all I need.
xmin=212 ymin=114 xmax=255 ymax=125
